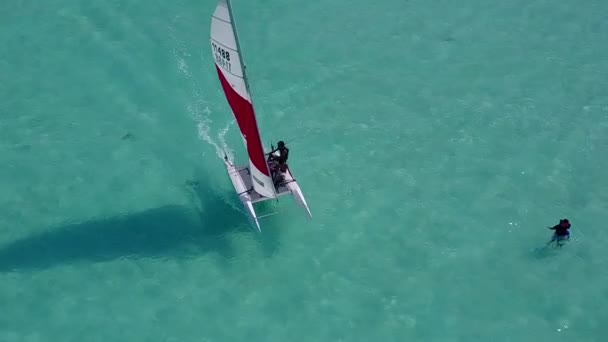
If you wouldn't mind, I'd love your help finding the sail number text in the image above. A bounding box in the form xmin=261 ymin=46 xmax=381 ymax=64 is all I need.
xmin=212 ymin=43 xmax=232 ymax=72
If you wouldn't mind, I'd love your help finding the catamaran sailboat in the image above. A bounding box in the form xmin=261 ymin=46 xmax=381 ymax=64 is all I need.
xmin=210 ymin=0 xmax=312 ymax=231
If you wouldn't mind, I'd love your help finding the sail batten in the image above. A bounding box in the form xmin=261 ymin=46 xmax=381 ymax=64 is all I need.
xmin=210 ymin=0 xmax=276 ymax=199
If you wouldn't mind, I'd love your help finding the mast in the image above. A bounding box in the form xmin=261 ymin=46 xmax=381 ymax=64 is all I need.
xmin=226 ymin=0 xmax=253 ymax=99
xmin=225 ymin=0 xmax=276 ymax=199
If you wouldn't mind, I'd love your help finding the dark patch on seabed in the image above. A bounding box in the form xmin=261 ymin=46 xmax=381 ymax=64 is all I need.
xmin=0 ymin=175 xmax=273 ymax=273
xmin=13 ymin=143 xmax=32 ymax=151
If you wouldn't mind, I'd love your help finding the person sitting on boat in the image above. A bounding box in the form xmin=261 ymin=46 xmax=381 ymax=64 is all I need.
xmin=267 ymin=141 xmax=289 ymax=185
xmin=267 ymin=141 xmax=289 ymax=164
xmin=547 ymin=218 xmax=571 ymax=247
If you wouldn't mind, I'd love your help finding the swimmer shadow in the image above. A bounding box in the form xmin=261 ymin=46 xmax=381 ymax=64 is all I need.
xmin=531 ymin=240 xmax=571 ymax=259
xmin=0 ymin=177 xmax=277 ymax=273
xmin=531 ymin=245 xmax=559 ymax=259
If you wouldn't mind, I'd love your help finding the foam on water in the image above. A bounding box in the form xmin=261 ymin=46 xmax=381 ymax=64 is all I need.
xmin=169 ymin=22 xmax=235 ymax=162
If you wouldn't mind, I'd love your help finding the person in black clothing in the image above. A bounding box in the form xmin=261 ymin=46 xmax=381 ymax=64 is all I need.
xmin=267 ymin=141 xmax=289 ymax=186
xmin=547 ymin=219 xmax=571 ymax=247
xmin=268 ymin=141 xmax=289 ymax=163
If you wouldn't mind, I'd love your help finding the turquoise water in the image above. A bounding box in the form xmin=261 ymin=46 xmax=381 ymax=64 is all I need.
xmin=1 ymin=0 xmax=607 ymax=340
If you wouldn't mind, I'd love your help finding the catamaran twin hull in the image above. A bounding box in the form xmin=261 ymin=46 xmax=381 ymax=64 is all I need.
xmin=223 ymin=155 xmax=312 ymax=231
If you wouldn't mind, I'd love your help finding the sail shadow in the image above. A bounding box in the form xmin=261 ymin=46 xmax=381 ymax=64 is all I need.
xmin=0 ymin=184 xmax=247 ymax=273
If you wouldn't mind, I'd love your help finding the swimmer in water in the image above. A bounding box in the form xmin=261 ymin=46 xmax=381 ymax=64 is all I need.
xmin=547 ymin=219 xmax=571 ymax=248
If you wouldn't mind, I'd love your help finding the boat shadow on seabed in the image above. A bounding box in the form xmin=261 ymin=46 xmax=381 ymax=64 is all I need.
xmin=0 ymin=176 xmax=281 ymax=273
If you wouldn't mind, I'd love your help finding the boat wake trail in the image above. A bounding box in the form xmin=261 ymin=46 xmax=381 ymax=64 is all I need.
xmin=168 ymin=22 xmax=235 ymax=162
xmin=188 ymin=94 xmax=234 ymax=162
xmin=167 ymin=20 xmax=245 ymax=216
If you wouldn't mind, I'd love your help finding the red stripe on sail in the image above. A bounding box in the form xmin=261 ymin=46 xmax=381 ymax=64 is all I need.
xmin=215 ymin=65 xmax=269 ymax=176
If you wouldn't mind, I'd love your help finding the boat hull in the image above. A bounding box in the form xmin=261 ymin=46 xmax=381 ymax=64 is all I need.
xmin=223 ymin=155 xmax=311 ymax=232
